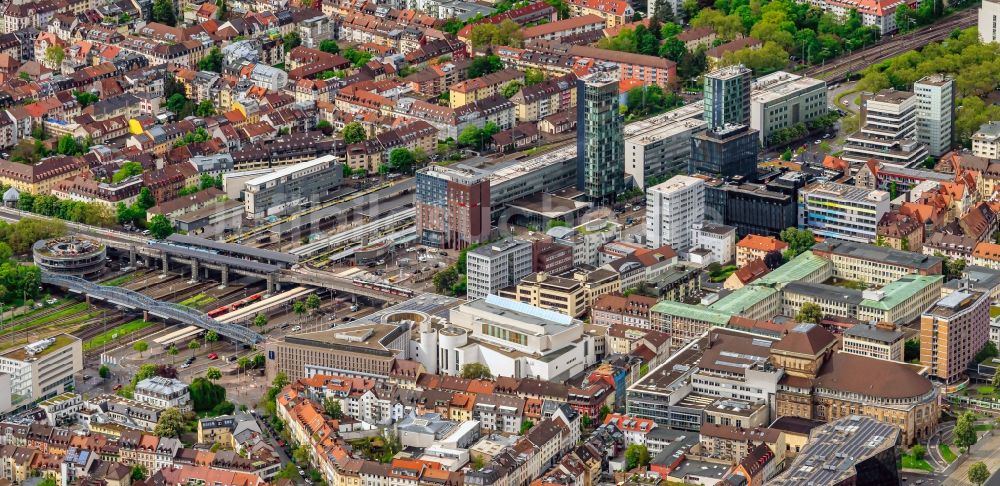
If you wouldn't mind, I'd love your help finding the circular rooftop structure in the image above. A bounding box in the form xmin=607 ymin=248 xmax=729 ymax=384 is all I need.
xmin=33 ymin=236 xmax=107 ymax=279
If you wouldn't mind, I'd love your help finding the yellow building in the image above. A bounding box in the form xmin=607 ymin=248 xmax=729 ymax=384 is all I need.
xmin=0 ymin=158 xmax=84 ymax=194
xmin=499 ymin=272 xmax=588 ymax=317
xmin=449 ymin=69 xmax=524 ymax=109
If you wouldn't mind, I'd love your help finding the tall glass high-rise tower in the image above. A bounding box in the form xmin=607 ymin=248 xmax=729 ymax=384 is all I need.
xmin=576 ymin=72 xmax=625 ymax=203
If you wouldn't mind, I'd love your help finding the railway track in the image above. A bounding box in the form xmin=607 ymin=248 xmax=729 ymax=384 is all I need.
xmin=804 ymin=8 xmax=977 ymax=82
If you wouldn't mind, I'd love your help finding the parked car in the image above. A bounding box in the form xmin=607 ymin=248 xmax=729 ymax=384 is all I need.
xmin=113 ymin=384 xmax=122 ymax=390
xmin=207 ymin=353 xmax=218 ymax=360
xmin=290 ymin=325 xmax=301 ymax=332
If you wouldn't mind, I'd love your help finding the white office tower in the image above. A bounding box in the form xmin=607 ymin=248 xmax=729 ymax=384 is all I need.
xmin=645 ymin=175 xmax=705 ymax=254
xmin=843 ymin=90 xmax=928 ymax=167
xmin=914 ymin=74 xmax=955 ymax=157
xmin=980 ymin=0 xmax=1000 ymax=43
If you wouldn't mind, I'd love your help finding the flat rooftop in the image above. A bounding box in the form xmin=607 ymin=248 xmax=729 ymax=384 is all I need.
xmin=283 ymin=322 xmax=407 ymax=357
xmin=4 ymin=334 xmax=77 ymax=361
xmin=926 ymin=290 xmax=984 ymax=318
xmin=783 ymin=281 xmax=863 ymax=305
xmin=770 ymin=415 xmax=899 ymax=485
xmin=460 ymin=294 xmax=578 ymax=331
xmin=812 ymin=240 xmax=943 ymax=271
xmin=801 ymin=181 xmax=888 ymax=203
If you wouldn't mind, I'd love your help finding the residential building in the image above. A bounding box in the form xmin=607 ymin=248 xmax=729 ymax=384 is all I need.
xmin=736 ymin=235 xmax=787 ymax=268
xmin=769 ymin=416 xmax=901 ymax=486
xmin=0 ymin=335 xmax=81 ymax=412
xmin=576 ymin=72 xmax=624 ymax=203
xmin=843 ymin=89 xmax=928 ymax=167
xmin=920 ymin=290 xmax=990 ymax=384
xmin=623 ymin=101 xmax=707 ymax=188
xmin=449 ymin=69 xmax=524 ymax=109
xmin=691 ymin=223 xmax=736 ymax=265
xmin=134 ymin=377 xmax=190 ymax=411
xmin=591 ymin=293 xmax=658 ymax=328
xmin=797 ymin=182 xmax=890 ymax=243
xmin=466 ymin=239 xmax=534 ymax=300
xmin=981 ymin=0 xmax=1000 ymax=43
xmin=243 ymin=155 xmax=343 ymax=220
xmin=645 ymin=175 xmax=705 ymax=254
xmin=876 ymin=212 xmax=924 ymax=252
xmin=521 ymin=15 xmax=606 ymax=42
xmin=749 ymin=71 xmax=827 ymax=145
xmin=509 ymin=73 xmax=576 ymax=123
xmin=566 ymin=0 xmax=633 ymax=27
xmin=972 ymin=121 xmax=1000 ymax=159
xmin=914 ymin=74 xmax=955 ymax=157
xmin=842 ymin=323 xmax=905 ymax=362
xmin=415 ymin=165 xmax=491 ymax=250
xmin=567 ymin=45 xmax=675 ymax=87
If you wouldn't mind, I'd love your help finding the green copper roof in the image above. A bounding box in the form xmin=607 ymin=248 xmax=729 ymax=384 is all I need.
xmin=650 ymin=300 xmax=732 ymax=325
xmin=860 ymin=274 xmax=944 ymax=311
xmin=709 ymin=286 xmax=779 ymax=315
xmin=754 ymin=250 xmax=831 ymax=287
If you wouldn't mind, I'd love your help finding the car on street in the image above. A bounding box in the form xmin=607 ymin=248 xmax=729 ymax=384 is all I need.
xmin=181 ymin=363 xmax=191 ymax=369
xmin=291 ymin=325 xmax=301 ymax=332
xmin=113 ymin=384 xmax=122 ymax=390
xmin=207 ymin=353 xmax=218 ymax=360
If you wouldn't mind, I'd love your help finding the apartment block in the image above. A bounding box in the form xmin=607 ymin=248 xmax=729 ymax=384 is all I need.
xmin=449 ymin=69 xmax=524 ymax=109
xmin=645 ymin=175 xmax=705 ymax=253
xmin=921 ymin=290 xmax=990 ymax=384
xmin=466 ymin=239 xmax=534 ymax=300
xmin=499 ymin=272 xmax=587 ymax=317
xmin=972 ymin=121 xmax=1000 ymax=159
xmin=914 ymin=74 xmax=955 ymax=157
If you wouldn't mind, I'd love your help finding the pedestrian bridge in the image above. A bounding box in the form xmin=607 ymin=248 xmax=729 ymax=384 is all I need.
xmin=41 ymin=272 xmax=264 ymax=345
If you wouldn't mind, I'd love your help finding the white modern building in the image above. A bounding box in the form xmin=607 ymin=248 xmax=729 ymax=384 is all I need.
xmin=798 ymin=182 xmax=890 ymax=243
xmin=134 ymin=376 xmax=191 ymax=411
xmin=243 ymin=155 xmax=343 ymax=220
xmin=691 ymin=223 xmax=736 ymax=265
xmin=466 ymin=239 xmax=533 ymax=300
xmin=433 ymin=295 xmax=598 ymax=381
xmin=750 ymin=71 xmax=827 ymax=145
xmin=914 ymin=74 xmax=955 ymax=157
xmin=843 ymin=89 xmax=928 ymax=167
xmin=841 ymin=323 xmax=905 ymax=362
xmin=981 ymin=0 xmax=1000 ymax=43
xmin=0 ymin=334 xmax=81 ymax=413
xmin=973 ymin=121 xmax=1000 ymax=159
xmin=646 ymin=175 xmax=705 ymax=254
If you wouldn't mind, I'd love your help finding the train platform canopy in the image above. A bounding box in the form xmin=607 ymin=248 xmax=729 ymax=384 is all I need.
xmin=165 ymin=234 xmax=298 ymax=267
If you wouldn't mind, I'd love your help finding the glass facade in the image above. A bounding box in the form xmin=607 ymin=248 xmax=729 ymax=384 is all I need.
xmin=576 ymin=74 xmax=625 ymax=203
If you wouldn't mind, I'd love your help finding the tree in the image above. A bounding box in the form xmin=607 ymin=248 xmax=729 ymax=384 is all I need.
xmin=152 ymin=0 xmax=177 ymax=26
xmin=976 ymin=341 xmax=999 ymax=364
xmin=388 ymin=148 xmax=415 ymax=173
xmin=343 ymin=48 xmax=374 ymax=67
xmin=659 ymin=37 xmax=686 ymax=62
xmin=74 ymin=91 xmax=99 ymax=107
xmin=56 ymin=135 xmax=84 ymax=155
xmin=45 ymin=45 xmax=65 ymax=67
xmin=342 ymin=122 xmax=366 ymax=144
xmin=137 ymin=187 xmax=155 ymax=210
xmin=148 ymin=214 xmax=174 ymax=239
xmin=293 ymin=445 xmax=311 ymax=465
xmin=468 ymin=55 xmax=503 ymax=78
xmin=206 ymin=367 xmax=222 ymax=381
xmin=99 ymin=365 xmax=110 ymax=379
xmin=198 ymin=47 xmax=223 ymax=73
xmin=306 ymin=294 xmax=321 ymax=313
xmin=167 ymin=345 xmax=179 ymax=365
xmin=133 ymin=340 xmax=149 ymax=357
xmin=911 ymin=444 xmax=926 ymax=460
xmin=254 ymin=313 xmax=268 ymax=329
xmin=501 ymin=81 xmax=523 ymax=98
xmin=319 ymin=39 xmax=340 ymax=54
xmin=796 ymin=302 xmax=824 ymax=324
xmin=189 ymin=376 xmax=227 ymax=412
xmin=763 ymin=250 xmax=783 ymax=269
xmin=112 ymin=161 xmax=143 ymax=183
xmin=598 ymin=405 xmax=611 ymax=421
xmin=195 ymin=100 xmax=216 ymax=117
xmin=780 ymin=227 xmax=816 ymax=259
xmin=524 ymin=68 xmax=545 ymax=85
xmin=471 ymin=454 xmax=485 ymax=470
xmin=581 ymin=414 xmax=592 ymax=429
xmin=216 ymin=0 xmax=226 ymax=18
xmin=324 ymin=397 xmax=342 ymax=419
xmin=624 ymin=444 xmax=651 ymax=470
xmin=895 ymin=4 xmax=916 ymax=32
xmin=544 ymin=0 xmax=569 ymax=18
xmin=283 ymin=32 xmax=301 ymax=50
xmin=520 ymin=420 xmax=534 ymax=434
xmin=131 ymin=465 xmax=148 ymax=481
xmin=955 ymin=411 xmax=979 ymax=449
xmin=720 ymin=41 xmax=789 ymax=75
xmin=992 ymin=369 xmax=1000 ymax=388
xmin=469 ymin=21 xmax=523 ymax=48
xmin=904 ymin=338 xmax=920 ymax=362
xmin=970 ymin=462 xmax=990 ymax=486
xmin=433 ymin=266 xmax=459 ymax=295
xmin=154 ymin=407 xmax=186 ymax=437
xmin=316 ymin=120 xmax=333 ymax=135
xmin=651 ymin=0 xmax=675 ymax=22
xmin=461 ymin=363 xmax=493 ymax=380
xmin=293 ymin=300 xmax=307 ymax=320
xmin=188 ymin=339 xmax=201 ymax=355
